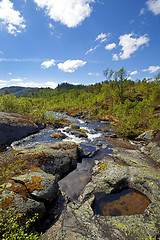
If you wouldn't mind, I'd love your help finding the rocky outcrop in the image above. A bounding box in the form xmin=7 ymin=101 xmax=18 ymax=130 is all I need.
xmin=0 ymin=112 xmax=44 ymax=148
xmin=0 ymin=167 xmax=59 ymax=219
xmin=18 ymin=141 xmax=83 ymax=179
xmin=0 ymin=141 xmax=83 ymax=224
xmin=44 ymin=139 xmax=160 ymax=239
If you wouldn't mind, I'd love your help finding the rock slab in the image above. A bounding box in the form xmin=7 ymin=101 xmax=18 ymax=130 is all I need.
xmin=0 ymin=112 xmax=44 ymax=148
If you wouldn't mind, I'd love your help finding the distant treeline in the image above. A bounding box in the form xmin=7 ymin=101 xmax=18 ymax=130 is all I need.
xmin=0 ymin=68 xmax=160 ymax=137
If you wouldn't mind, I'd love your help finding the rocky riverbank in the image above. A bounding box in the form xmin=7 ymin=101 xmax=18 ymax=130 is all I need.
xmin=43 ymin=133 xmax=160 ymax=240
xmin=0 ymin=112 xmax=160 ymax=239
xmin=0 ymin=112 xmax=45 ymax=149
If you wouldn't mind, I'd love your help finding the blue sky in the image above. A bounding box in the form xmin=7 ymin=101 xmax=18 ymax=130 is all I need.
xmin=0 ymin=0 xmax=160 ymax=89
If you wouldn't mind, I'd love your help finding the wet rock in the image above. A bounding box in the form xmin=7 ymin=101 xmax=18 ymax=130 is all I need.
xmin=50 ymin=132 xmax=66 ymax=140
xmin=43 ymin=140 xmax=160 ymax=239
xmin=17 ymin=141 xmax=83 ymax=179
xmin=70 ymin=130 xmax=88 ymax=138
xmin=0 ymin=112 xmax=44 ymax=148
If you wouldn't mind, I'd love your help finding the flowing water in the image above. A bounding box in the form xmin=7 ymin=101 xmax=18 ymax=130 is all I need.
xmin=11 ymin=113 xmax=113 ymax=200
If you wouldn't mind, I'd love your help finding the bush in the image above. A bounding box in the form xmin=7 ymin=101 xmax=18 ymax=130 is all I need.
xmin=0 ymin=204 xmax=42 ymax=240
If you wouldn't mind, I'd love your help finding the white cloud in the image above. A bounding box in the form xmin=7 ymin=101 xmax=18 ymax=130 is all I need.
xmin=142 ymin=65 xmax=160 ymax=73
xmin=146 ymin=0 xmax=160 ymax=15
xmin=41 ymin=59 xmax=56 ymax=69
xmin=105 ymin=42 xmax=116 ymax=50
xmin=139 ymin=8 xmax=145 ymax=15
xmin=0 ymin=0 xmax=26 ymax=35
xmin=119 ymin=33 xmax=149 ymax=59
xmin=130 ymin=70 xmax=138 ymax=75
xmin=8 ymin=72 xmax=12 ymax=75
xmin=0 ymin=79 xmax=58 ymax=89
xmin=33 ymin=0 xmax=94 ymax=28
xmin=0 ymin=57 xmax=42 ymax=62
xmin=95 ymin=33 xmax=108 ymax=42
xmin=10 ymin=78 xmax=23 ymax=82
xmin=112 ymin=53 xmax=119 ymax=61
xmin=57 ymin=59 xmax=86 ymax=72
xmin=85 ymin=45 xmax=99 ymax=55
xmin=88 ymin=72 xmax=100 ymax=76
xmin=49 ymin=22 xmax=55 ymax=30
xmin=44 ymin=81 xmax=58 ymax=89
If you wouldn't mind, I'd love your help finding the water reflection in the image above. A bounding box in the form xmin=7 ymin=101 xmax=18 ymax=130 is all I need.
xmin=92 ymin=188 xmax=151 ymax=216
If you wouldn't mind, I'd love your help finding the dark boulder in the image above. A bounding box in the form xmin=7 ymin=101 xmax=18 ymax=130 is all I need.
xmin=0 ymin=112 xmax=44 ymax=148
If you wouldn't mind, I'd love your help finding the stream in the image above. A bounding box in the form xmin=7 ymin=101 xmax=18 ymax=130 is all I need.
xmin=11 ymin=113 xmax=114 ymax=201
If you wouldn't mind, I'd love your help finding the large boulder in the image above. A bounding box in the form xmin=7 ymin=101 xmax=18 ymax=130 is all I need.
xmin=12 ymin=167 xmax=59 ymax=202
xmin=0 ymin=167 xmax=59 ymax=220
xmin=17 ymin=141 xmax=83 ymax=179
xmin=0 ymin=189 xmax=46 ymax=219
xmin=0 ymin=112 xmax=44 ymax=148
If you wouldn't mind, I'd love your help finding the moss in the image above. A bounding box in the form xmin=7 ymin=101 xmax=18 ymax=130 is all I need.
xmin=99 ymin=163 xmax=107 ymax=170
xmin=50 ymin=132 xmax=63 ymax=139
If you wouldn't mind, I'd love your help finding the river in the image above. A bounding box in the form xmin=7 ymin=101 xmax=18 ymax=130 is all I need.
xmin=11 ymin=113 xmax=114 ymax=201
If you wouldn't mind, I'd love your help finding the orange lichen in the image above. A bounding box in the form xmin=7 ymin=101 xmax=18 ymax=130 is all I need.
xmin=25 ymin=176 xmax=43 ymax=193
xmin=13 ymin=167 xmax=41 ymax=177
xmin=1 ymin=197 xmax=13 ymax=210
xmin=5 ymin=181 xmax=29 ymax=198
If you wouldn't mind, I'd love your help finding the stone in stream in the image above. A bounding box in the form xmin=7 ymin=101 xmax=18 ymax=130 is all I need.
xmin=16 ymin=141 xmax=83 ymax=179
xmin=0 ymin=112 xmax=44 ymax=149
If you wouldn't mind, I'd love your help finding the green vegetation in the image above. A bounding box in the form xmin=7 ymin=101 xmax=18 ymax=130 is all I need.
xmin=0 ymin=206 xmax=42 ymax=240
xmin=0 ymin=86 xmax=37 ymax=97
xmin=0 ymin=69 xmax=160 ymax=137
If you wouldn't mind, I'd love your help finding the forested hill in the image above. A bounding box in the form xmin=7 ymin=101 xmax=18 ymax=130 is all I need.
xmin=0 ymin=86 xmax=37 ymax=97
xmin=26 ymin=82 xmax=86 ymax=98
xmin=0 ymin=68 xmax=160 ymax=137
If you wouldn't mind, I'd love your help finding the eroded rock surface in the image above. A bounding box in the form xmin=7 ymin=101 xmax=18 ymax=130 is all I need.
xmin=0 ymin=168 xmax=57 ymax=219
xmin=44 ymin=138 xmax=160 ymax=240
xmin=18 ymin=141 xmax=83 ymax=179
xmin=0 ymin=112 xmax=44 ymax=148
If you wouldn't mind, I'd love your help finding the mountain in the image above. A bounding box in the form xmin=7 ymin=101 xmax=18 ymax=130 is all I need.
xmin=0 ymin=86 xmax=38 ymax=97
xmin=25 ymin=82 xmax=86 ymax=98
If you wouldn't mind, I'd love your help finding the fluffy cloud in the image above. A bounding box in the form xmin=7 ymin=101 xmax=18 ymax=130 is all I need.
xmin=130 ymin=70 xmax=138 ymax=75
xmin=0 ymin=0 xmax=26 ymax=35
xmin=0 ymin=78 xmax=58 ymax=89
xmin=119 ymin=33 xmax=149 ymax=59
xmin=10 ymin=78 xmax=23 ymax=82
xmin=44 ymin=81 xmax=58 ymax=88
xmin=112 ymin=54 xmax=119 ymax=61
xmin=85 ymin=45 xmax=99 ymax=55
xmin=146 ymin=0 xmax=160 ymax=15
xmin=105 ymin=42 xmax=116 ymax=50
xmin=142 ymin=65 xmax=160 ymax=73
xmin=41 ymin=59 xmax=56 ymax=69
xmin=95 ymin=33 xmax=108 ymax=42
xmin=57 ymin=59 xmax=86 ymax=73
xmin=33 ymin=0 xmax=94 ymax=28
